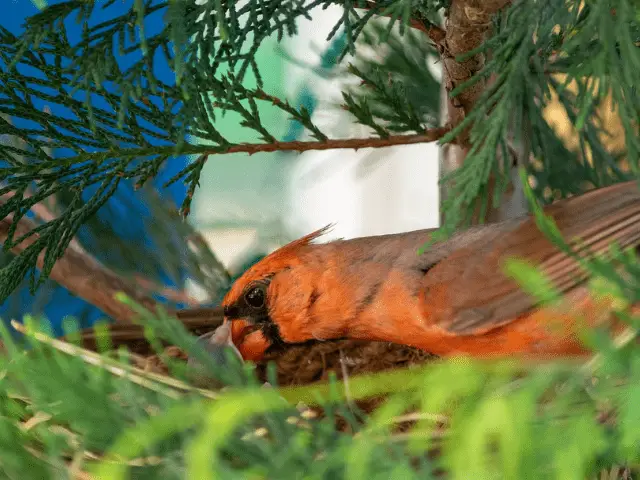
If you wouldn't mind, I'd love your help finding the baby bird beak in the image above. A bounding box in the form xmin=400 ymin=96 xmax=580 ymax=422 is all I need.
xmin=186 ymin=321 xmax=242 ymax=388
xmin=196 ymin=321 xmax=241 ymax=358
xmin=230 ymin=319 xmax=272 ymax=362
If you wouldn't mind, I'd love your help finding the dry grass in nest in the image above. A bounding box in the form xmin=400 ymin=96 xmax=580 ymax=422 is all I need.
xmin=135 ymin=336 xmax=436 ymax=388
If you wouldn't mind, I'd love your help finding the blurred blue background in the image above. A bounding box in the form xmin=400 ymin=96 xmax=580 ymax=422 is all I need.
xmin=1 ymin=0 xmax=189 ymax=335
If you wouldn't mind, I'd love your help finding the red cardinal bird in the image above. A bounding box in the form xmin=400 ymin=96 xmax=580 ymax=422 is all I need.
xmin=191 ymin=180 xmax=640 ymax=362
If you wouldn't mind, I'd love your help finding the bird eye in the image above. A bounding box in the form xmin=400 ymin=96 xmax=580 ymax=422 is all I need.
xmin=244 ymin=284 xmax=266 ymax=309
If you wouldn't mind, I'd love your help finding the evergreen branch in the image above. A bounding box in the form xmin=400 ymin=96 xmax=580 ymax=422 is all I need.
xmin=342 ymin=92 xmax=393 ymax=137
xmin=345 ymin=63 xmax=432 ymax=134
xmin=335 ymin=0 xmax=445 ymax=60
xmin=5 ymin=0 xmax=445 ymax=149
xmin=439 ymin=0 xmax=639 ymax=229
xmin=338 ymin=21 xmax=441 ymax=137
xmin=244 ymin=88 xmax=328 ymax=142
xmin=179 ymin=154 xmax=207 ymax=218
xmin=8 ymin=128 xmax=449 ymax=171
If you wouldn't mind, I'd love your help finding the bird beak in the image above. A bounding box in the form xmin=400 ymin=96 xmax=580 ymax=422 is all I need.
xmin=228 ymin=318 xmax=271 ymax=362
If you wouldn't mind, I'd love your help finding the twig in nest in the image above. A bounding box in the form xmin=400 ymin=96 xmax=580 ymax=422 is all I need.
xmin=390 ymin=412 xmax=449 ymax=425
xmin=339 ymin=349 xmax=354 ymax=407
xmin=582 ymin=326 xmax=637 ymax=373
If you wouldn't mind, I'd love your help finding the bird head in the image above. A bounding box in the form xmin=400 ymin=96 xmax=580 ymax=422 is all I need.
xmin=222 ymin=225 xmax=340 ymax=361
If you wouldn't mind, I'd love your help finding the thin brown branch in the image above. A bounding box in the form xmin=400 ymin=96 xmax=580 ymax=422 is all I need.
xmin=3 ymin=191 xmax=204 ymax=314
xmin=218 ymin=127 xmax=453 ymax=156
xmin=132 ymin=274 xmax=201 ymax=307
xmin=0 ymin=212 xmax=158 ymax=324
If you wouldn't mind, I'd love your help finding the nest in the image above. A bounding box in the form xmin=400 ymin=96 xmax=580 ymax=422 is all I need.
xmin=133 ymin=332 xmax=436 ymax=387
xmin=75 ymin=324 xmax=437 ymax=419
xmin=128 ymin=335 xmax=438 ymax=428
xmin=257 ymin=339 xmax=435 ymax=385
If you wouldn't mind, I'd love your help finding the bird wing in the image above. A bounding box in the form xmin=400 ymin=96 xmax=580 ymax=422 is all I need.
xmin=421 ymin=180 xmax=640 ymax=335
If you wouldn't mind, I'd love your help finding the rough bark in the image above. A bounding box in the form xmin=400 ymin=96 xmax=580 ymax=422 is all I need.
xmin=436 ymin=0 xmax=523 ymax=224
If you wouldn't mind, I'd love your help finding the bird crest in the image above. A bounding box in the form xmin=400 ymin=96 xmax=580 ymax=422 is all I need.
xmin=222 ymin=224 xmax=334 ymax=306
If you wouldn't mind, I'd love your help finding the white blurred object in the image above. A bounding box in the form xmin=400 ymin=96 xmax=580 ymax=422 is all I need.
xmin=287 ymin=147 xmax=440 ymax=241
xmin=200 ymin=228 xmax=260 ymax=268
xmin=284 ymin=9 xmax=441 ymax=241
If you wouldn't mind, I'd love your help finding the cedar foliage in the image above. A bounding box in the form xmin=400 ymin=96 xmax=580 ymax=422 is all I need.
xmin=0 ymin=1 xmax=639 ymax=478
